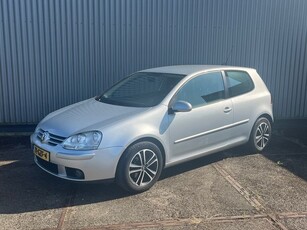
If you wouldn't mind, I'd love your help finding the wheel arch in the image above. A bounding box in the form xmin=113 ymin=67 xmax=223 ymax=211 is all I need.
xmin=129 ymin=137 xmax=166 ymax=167
xmin=115 ymin=136 xmax=166 ymax=192
xmin=248 ymin=113 xmax=273 ymax=152
xmin=115 ymin=137 xmax=166 ymax=175
xmin=248 ymin=113 xmax=273 ymax=139
xmin=259 ymin=113 xmax=274 ymax=124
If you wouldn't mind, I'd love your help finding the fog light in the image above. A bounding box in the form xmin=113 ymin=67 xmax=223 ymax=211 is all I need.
xmin=65 ymin=167 xmax=85 ymax=179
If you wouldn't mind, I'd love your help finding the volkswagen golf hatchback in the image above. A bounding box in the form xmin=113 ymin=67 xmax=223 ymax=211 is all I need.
xmin=31 ymin=65 xmax=273 ymax=192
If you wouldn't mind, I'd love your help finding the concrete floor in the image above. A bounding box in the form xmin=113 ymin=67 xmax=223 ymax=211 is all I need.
xmin=0 ymin=121 xmax=306 ymax=229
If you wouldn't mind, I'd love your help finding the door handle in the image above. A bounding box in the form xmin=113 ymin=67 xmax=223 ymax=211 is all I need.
xmin=224 ymin=107 xmax=232 ymax=113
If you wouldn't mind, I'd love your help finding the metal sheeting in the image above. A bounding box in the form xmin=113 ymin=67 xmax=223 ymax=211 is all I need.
xmin=0 ymin=0 xmax=306 ymax=124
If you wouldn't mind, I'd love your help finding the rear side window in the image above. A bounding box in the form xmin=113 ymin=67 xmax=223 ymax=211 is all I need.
xmin=225 ymin=71 xmax=254 ymax=97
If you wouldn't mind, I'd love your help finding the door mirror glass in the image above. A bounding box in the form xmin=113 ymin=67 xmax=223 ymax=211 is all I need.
xmin=170 ymin=101 xmax=192 ymax=113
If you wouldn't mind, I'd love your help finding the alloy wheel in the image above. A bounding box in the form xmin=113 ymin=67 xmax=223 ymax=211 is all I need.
xmin=128 ymin=149 xmax=158 ymax=187
xmin=255 ymin=122 xmax=270 ymax=150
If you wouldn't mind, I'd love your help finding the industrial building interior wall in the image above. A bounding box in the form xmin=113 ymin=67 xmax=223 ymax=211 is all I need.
xmin=0 ymin=0 xmax=306 ymax=124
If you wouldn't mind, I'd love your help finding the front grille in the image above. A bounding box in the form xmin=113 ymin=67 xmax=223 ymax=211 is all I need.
xmin=36 ymin=157 xmax=59 ymax=174
xmin=37 ymin=128 xmax=66 ymax=146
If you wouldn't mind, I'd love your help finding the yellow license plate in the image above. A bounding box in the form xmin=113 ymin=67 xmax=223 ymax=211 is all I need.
xmin=34 ymin=145 xmax=50 ymax=162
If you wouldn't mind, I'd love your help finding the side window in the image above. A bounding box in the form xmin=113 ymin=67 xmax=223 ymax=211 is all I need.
xmin=225 ymin=71 xmax=254 ymax=97
xmin=175 ymin=72 xmax=225 ymax=108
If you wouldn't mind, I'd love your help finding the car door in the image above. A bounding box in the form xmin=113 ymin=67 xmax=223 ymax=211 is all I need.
xmin=168 ymin=71 xmax=234 ymax=162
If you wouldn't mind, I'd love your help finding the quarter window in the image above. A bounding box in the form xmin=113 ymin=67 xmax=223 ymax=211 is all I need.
xmin=225 ymin=71 xmax=254 ymax=97
xmin=175 ymin=72 xmax=225 ymax=108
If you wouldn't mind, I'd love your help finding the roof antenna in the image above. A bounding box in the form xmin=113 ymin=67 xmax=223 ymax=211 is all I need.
xmin=222 ymin=45 xmax=234 ymax=65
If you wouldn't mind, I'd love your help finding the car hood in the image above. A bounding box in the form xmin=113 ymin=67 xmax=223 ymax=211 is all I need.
xmin=39 ymin=98 xmax=149 ymax=137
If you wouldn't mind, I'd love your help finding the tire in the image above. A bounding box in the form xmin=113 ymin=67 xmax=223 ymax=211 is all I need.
xmin=116 ymin=141 xmax=163 ymax=193
xmin=248 ymin=117 xmax=272 ymax=153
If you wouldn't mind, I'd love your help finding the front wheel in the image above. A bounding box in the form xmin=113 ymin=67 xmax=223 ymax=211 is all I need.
xmin=248 ymin=117 xmax=272 ymax=152
xmin=116 ymin=141 xmax=163 ymax=193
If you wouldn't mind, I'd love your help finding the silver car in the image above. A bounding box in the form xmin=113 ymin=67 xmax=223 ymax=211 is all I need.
xmin=31 ymin=65 xmax=273 ymax=192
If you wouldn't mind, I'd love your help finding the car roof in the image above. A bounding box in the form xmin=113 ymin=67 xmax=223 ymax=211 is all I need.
xmin=140 ymin=65 xmax=255 ymax=75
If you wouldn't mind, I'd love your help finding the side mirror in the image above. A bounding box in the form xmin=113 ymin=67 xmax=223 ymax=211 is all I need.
xmin=169 ymin=101 xmax=192 ymax=113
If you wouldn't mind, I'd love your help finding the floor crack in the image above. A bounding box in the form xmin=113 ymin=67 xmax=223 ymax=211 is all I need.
xmin=57 ymin=188 xmax=76 ymax=230
xmin=212 ymin=163 xmax=289 ymax=230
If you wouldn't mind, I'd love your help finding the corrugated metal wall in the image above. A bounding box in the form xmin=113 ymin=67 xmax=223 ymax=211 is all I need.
xmin=0 ymin=0 xmax=307 ymax=124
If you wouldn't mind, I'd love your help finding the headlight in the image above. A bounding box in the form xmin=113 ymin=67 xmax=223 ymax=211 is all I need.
xmin=62 ymin=131 xmax=102 ymax=150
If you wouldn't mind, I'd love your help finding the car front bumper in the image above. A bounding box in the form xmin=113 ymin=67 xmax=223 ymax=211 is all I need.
xmin=30 ymin=133 xmax=124 ymax=181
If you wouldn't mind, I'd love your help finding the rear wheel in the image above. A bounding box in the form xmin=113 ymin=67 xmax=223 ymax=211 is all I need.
xmin=116 ymin=141 xmax=163 ymax=193
xmin=249 ymin=117 xmax=272 ymax=152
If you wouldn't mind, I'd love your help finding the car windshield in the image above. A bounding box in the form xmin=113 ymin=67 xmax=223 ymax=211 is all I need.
xmin=96 ymin=72 xmax=185 ymax=107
